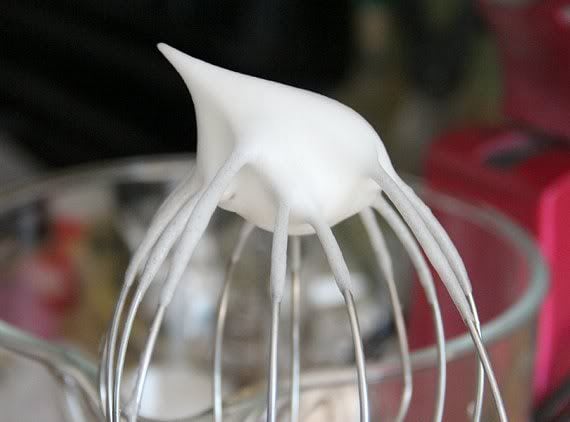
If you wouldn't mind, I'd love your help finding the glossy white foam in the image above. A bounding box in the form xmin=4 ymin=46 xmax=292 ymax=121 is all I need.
xmin=157 ymin=43 xmax=395 ymax=235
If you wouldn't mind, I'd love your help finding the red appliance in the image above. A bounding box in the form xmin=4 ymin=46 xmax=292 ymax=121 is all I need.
xmin=422 ymin=0 xmax=570 ymax=404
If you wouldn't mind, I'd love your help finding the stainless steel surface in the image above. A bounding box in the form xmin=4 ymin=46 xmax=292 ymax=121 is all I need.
xmin=468 ymin=292 xmax=485 ymax=422
xmin=266 ymin=301 xmax=281 ymax=422
xmin=127 ymin=304 xmax=167 ymax=422
xmin=373 ymin=167 xmax=505 ymax=420
xmin=266 ymin=204 xmax=289 ymax=422
xmin=360 ymin=207 xmax=411 ymax=421
xmin=308 ymin=216 xmax=370 ymax=422
xmin=374 ymin=197 xmax=445 ymax=421
xmin=343 ymin=289 xmax=370 ymax=422
xmin=213 ymin=222 xmax=254 ymax=422
xmin=289 ymin=236 xmax=301 ymax=422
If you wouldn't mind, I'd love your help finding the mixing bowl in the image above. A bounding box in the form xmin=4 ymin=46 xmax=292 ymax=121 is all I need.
xmin=0 ymin=156 xmax=547 ymax=421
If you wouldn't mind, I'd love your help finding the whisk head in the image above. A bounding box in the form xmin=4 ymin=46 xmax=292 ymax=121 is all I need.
xmin=99 ymin=44 xmax=508 ymax=422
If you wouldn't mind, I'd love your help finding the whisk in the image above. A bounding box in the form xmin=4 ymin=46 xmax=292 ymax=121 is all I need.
xmin=100 ymin=43 xmax=508 ymax=422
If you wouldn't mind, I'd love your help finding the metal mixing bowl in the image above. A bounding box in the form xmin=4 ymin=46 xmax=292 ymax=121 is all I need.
xmin=0 ymin=156 xmax=547 ymax=421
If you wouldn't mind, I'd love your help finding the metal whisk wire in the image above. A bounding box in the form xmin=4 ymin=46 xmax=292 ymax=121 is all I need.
xmin=289 ymin=236 xmax=302 ymax=422
xmin=213 ymin=219 xmax=371 ymax=422
xmin=100 ymin=193 xmax=511 ymax=422
xmin=213 ymin=222 xmax=255 ymax=422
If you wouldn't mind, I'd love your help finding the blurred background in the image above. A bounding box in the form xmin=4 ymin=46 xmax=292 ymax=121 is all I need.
xmin=0 ymin=0 xmax=569 ymax=420
xmin=0 ymin=0 xmax=503 ymax=181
